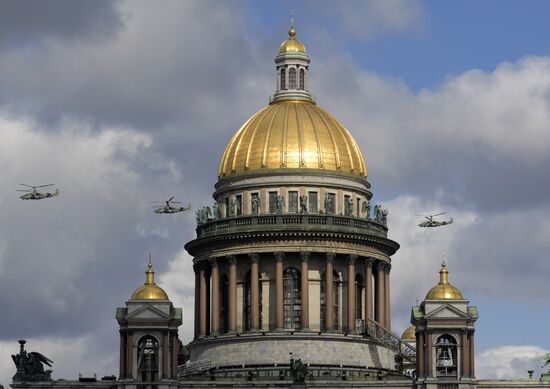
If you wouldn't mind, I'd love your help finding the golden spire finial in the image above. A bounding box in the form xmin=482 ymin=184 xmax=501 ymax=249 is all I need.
xmin=439 ymin=253 xmax=449 ymax=285
xmin=289 ymin=10 xmax=296 ymax=38
xmin=145 ymin=254 xmax=155 ymax=285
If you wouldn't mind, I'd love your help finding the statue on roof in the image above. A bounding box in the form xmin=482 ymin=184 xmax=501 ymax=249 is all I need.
xmin=12 ymin=340 xmax=53 ymax=382
xmin=290 ymin=354 xmax=307 ymax=384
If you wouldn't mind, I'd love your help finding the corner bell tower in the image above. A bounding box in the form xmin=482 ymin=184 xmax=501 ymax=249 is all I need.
xmin=116 ymin=260 xmax=182 ymax=389
xmin=412 ymin=259 xmax=478 ymax=389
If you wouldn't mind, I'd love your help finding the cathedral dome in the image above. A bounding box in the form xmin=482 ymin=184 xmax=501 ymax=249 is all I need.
xmin=131 ymin=261 xmax=169 ymax=300
xmin=425 ymin=260 xmax=463 ymax=300
xmin=279 ymin=26 xmax=307 ymax=54
xmin=401 ymin=325 xmax=416 ymax=340
xmin=218 ymin=100 xmax=367 ymax=179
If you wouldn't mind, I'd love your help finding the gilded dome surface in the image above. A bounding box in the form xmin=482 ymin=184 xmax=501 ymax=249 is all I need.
xmin=218 ymin=101 xmax=367 ymax=179
xmin=131 ymin=262 xmax=169 ymax=300
xmin=425 ymin=260 xmax=463 ymax=300
xmin=279 ymin=27 xmax=307 ymax=54
xmin=401 ymin=325 xmax=416 ymax=340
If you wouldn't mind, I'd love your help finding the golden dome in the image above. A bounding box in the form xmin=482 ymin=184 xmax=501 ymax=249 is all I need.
xmin=131 ymin=261 xmax=169 ymax=300
xmin=279 ymin=25 xmax=307 ymax=54
xmin=401 ymin=325 xmax=416 ymax=340
xmin=218 ymin=100 xmax=367 ymax=179
xmin=425 ymin=260 xmax=464 ymax=300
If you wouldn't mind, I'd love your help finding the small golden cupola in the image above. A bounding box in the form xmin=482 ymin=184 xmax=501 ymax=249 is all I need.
xmin=279 ymin=22 xmax=307 ymax=54
xmin=425 ymin=259 xmax=464 ymax=300
xmin=131 ymin=260 xmax=169 ymax=300
xmin=401 ymin=324 xmax=416 ymax=340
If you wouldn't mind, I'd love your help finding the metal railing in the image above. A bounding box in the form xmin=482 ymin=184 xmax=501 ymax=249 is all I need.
xmin=365 ymin=319 xmax=416 ymax=364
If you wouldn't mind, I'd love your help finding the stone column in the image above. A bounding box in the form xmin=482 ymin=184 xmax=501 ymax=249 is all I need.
xmin=274 ymin=251 xmax=285 ymax=330
xmin=462 ymin=331 xmax=470 ymax=377
xmin=384 ymin=263 xmax=391 ymax=330
xmin=417 ymin=330 xmax=424 ymax=378
xmin=347 ymin=255 xmax=357 ymax=333
xmin=300 ymin=252 xmax=310 ymax=330
xmin=375 ymin=262 xmax=386 ymax=327
xmin=194 ymin=264 xmax=199 ymax=339
xmin=199 ymin=266 xmax=207 ymax=337
xmin=228 ymin=255 xmax=238 ymax=333
xmin=365 ymin=258 xmax=374 ymax=321
xmin=171 ymin=332 xmax=178 ymax=378
xmin=427 ymin=332 xmax=433 ymax=377
xmin=127 ymin=333 xmax=133 ymax=379
xmin=163 ymin=333 xmax=169 ymax=378
xmin=249 ymin=253 xmax=260 ymax=331
xmin=210 ymin=258 xmax=220 ymax=334
xmin=325 ymin=252 xmax=335 ymax=331
xmin=119 ymin=330 xmax=126 ymax=379
xmin=470 ymin=332 xmax=475 ymax=378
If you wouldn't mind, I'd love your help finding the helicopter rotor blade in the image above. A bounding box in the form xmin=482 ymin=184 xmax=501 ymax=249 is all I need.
xmin=17 ymin=189 xmax=32 ymax=192
xmin=38 ymin=184 xmax=54 ymax=188
xmin=168 ymin=196 xmax=175 ymax=203
xmin=20 ymin=184 xmax=34 ymax=188
xmin=432 ymin=212 xmax=446 ymax=217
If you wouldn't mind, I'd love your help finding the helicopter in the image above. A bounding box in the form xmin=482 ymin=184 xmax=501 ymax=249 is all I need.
xmin=152 ymin=196 xmax=191 ymax=214
xmin=417 ymin=212 xmax=453 ymax=228
xmin=18 ymin=184 xmax=60 ymax=200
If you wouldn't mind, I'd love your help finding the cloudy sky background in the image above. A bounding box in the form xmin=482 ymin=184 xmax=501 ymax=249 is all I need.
xmin=1 ymin=0 xmax=550 ymax=384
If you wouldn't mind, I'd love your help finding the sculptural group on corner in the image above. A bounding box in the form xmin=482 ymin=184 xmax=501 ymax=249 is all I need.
xmin=290 ymin=355 xmax=307 ymax=384
xmin=11 ymin=340 xmax=53 ymax=382
xmin=195 ymin=206 xmax=212 ymax=225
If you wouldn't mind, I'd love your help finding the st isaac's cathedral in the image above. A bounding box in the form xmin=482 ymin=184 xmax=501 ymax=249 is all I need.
xmin=8 ymin=23 xmax=550 ymax=389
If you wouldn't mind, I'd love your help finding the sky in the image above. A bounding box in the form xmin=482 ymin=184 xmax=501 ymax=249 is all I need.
xmin=0 ymin=0 xmax=550 ymax=384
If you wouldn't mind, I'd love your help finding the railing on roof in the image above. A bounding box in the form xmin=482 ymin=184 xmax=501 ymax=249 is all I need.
xmin=365 ymin=319 xmax=416 ymax=364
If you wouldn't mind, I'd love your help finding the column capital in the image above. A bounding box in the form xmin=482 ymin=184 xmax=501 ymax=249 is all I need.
xmin=347 ymin=254 xmax=358 ymax=265
xmin=326 ymin=252 xmax=336 ymax=263
xmin=384 ymin=263 xmax=392 ymax=273
xmin=209 ymin=258 xmax=218 ymax=268
xmin=227 ymin=254 xmax=238 ymax=265
xmin=364 ymin=257 xmax=375 ymax=266
xmin=376 ymin=261 xmax=386 ymax=272
xmin=300 ymin=251 xmax=311 ymax=263
xmin=248 ymin=253 xmax=260 ymax=263
xmin=274 ymin=251 xmax=285 ymax=262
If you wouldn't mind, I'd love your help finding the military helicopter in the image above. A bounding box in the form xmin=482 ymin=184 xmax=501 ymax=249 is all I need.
xmin=152 ymin=196 xmax=191 ymax=214
xmin=18 ymin=184 xmax=59 ymax=200
xmin=417 ymin=212 xmax=453 ymax=228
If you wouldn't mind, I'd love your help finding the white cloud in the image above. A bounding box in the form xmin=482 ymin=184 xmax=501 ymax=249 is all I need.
xmin=477 ymin=345 xmax=549 ymax=379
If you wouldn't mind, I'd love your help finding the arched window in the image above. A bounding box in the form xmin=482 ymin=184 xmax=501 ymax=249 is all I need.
xmin=283 ymin=267 xmax=301 ymax=329
xmin=435 ymin=334 xmax=458 ymax=377
xmin=244 ymin=271 xmax=262 ymax=331
xmin=320 ymin=270 xmax=339 ymax=331
xmin=355 ymin=273 xmax=364 ymax=321
xmin=220 ymin=273 xmax=229 ymax=333
xmin=289 ymin=68 xmax=297 ymax=89
xmin=137 ymin=336 xmax=159 ymax=384
xmin=280 ymin=69 xmax=286 ymax=90
xmin=299 ymin=69 xmax=305 ymax=90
